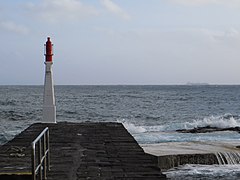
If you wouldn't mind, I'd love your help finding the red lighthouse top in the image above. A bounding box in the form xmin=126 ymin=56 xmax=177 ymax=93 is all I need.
xmin=45 ymin=37 xmax=53 ymax=62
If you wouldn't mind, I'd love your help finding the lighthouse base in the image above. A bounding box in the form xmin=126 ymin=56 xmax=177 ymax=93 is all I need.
xmin=43 ymin=105 xmax=56 ymax=123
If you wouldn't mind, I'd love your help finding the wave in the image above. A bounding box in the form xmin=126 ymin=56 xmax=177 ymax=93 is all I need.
xmin=0 ymin=110 xmax=41 ymax=122
xmin=0 ymin=129 xmax=22 ymax=145
xmin=118 ymin=114 xmax=240 ymax=144
xmin=0 ymin=100 xmax=17 ymax=106
xmin=0 ymin=134 xmax=7 ymax=145
xmin=184 ymin=114 xmax=240 ymax=129
xmin=117 ymin=119 xmax=146 ymax=134
xmin=119 ymin=114 xmax=240 ymax=134
xmin=64 ymin=110 xmax=78 ymax=115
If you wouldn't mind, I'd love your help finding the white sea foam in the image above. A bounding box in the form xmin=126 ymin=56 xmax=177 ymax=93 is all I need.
xmin=165 ymin=164 xmax=240 ymax=180
xmin=119 ymin=114 xmax=240 ymax=135
xmin=118 ymin=114 xmax=240 ymax=144
xmin=143 ymin=125 xmax=166 ymax=132
xmin=118 ymin=120 xmax=146 ymax=134
xmin=184 ymin=115 xmax=240 ymax=129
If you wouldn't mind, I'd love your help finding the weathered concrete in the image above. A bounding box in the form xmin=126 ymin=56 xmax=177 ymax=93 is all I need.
xmin=0 ymin=124 xmax=44 ymax=176
xmin=142 ymin=141 xmax=240 ymax=171
xmin=142 ymin=141 xmax=240 ymax=156
xmin=0 ymin=122 xmax=166 ymax=179
xmin=157 ymin=153 xmax=217 ymax=171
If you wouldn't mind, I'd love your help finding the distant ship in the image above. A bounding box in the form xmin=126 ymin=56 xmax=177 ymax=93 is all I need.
xmin=186 ymin=82 xmax=209 ymax=86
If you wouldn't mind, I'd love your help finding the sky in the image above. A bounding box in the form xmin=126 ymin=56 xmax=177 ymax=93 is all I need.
xmin=1 ymin=0 xmax=240 ymax=85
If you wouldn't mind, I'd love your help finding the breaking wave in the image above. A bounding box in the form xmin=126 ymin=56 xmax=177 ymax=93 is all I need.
xmin=118 ymin=114 xmax=240 ymax=144
xmin=183 ymin=114 xmax=240 ymax=129
xmin=120 ymin=114 xmax=240 ymax=134
xmin=118 ymin=119 xmax=146 ymax=134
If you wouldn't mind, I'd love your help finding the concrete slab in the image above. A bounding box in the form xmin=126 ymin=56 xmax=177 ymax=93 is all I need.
xmin=141 ymin=141 xmax=240 ymax=156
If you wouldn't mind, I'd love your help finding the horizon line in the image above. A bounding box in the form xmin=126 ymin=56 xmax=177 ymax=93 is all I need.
xmin=1 ymin=84 xmax=240 ymax=86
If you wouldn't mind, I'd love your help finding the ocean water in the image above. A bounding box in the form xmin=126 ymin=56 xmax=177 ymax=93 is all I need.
xmin=1 ymin=85 xmax=240 ymax=179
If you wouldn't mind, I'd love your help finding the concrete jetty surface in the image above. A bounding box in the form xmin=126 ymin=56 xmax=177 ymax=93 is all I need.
xmin=142 ymin=141 xmax=240 ymax=170
xmin=142 ymin=141 xmax=240 ymax=156
xmin=0 ymin=122 xmax=166 ymax=179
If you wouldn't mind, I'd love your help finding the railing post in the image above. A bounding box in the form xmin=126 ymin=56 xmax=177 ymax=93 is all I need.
xmin=38 ymin=140 xmax=42 ymax=180
xmin=32 ymin=145 xmax=36 ymax=180
xmin=31 ymin=127 xmax=50 ymax=180
xmin=47 ymin=129 xmax=50 ymax=171
xmin=43 ymin=133 xmax=47 ymax=179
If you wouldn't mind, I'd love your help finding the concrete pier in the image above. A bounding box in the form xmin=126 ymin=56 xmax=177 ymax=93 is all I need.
xmin=0 ymin=122 xmax=166 ymax=179
xmin=142 ymin=141 xmax=240 ymax=171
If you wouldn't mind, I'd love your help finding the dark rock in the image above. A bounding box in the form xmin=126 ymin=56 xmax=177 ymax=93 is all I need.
xmin=176 ymin=126 xmax=240 ymax=133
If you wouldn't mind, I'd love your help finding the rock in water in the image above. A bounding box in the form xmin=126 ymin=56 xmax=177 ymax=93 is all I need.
xmin=176 ymin=126 xmax=240 ymax=133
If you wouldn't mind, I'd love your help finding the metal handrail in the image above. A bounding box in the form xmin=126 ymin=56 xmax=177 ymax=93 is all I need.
xmin=31 ymin=127 xmax=50 ymax=180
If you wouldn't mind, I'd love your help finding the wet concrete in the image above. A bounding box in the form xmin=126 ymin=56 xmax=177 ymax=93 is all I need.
xmin=142 ymin=141 xmax=240 ymax=171
xmin=0 ymin=122 xmax=166 ymax=179
xmin=157 ymin=153 xmax=218 ymax=171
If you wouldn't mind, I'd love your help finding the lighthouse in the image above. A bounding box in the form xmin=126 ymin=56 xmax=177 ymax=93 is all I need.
xmin=43 ymin=37 xmax=56 ymax=123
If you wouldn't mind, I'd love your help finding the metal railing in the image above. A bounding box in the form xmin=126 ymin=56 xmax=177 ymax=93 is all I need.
xmin=31 ymin=127 xmax=50 ymax=180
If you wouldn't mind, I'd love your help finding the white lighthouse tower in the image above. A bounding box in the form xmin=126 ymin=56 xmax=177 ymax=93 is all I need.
xmin=43 ymin=37 xmax=56 ymax=123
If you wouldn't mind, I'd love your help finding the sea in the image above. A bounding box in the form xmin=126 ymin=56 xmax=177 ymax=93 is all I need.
xmin=1 ymin=85 xmax=240 ymax=179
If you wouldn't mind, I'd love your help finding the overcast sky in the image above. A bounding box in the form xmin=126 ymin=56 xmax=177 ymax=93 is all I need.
xmin=1 ymin=0 xmax=240 ymax=85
